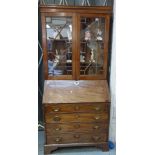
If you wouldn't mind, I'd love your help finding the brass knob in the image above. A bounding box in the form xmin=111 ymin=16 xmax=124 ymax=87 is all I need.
xmin=53 ymin=116 xmax=61 ymax=121
xmin=55 ymin=137 xmax=62 ymax=142
xmin=55 ymin=127 xmax=61 ymax=131
xmin=92 ymin=136 xmax=101 ymax=141
xmin=93 ymin=125 xmax=100 ymax=129
xmin=74 ymin=124 xmax=80 ymax=128
xmin=53 ymin=107 xmax=60 ymax=112
xmin=95 ymin=107 xmax=101 ymax=111
xmin=74 ymin=105 xmax=80 ymax=110
xmin=74 ymin=134 xmax=80 ymax=138
xmin=94 ymin=116 xmax=100 ymax=120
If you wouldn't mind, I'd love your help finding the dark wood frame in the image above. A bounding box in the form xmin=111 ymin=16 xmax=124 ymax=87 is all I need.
xmin=41 ymin=12 xmax=76 ymax=80
xmin=77 ymin=14 xmax=111 ymax=80
xmin=40 ymin=5 xmax=112 ymax=80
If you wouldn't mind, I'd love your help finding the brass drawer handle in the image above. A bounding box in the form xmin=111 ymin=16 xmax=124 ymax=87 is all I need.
xmin=74 ymin=134 xmax=80 ymax=138
xmin=93 ymin=125 xmax=100 ymax=129
xmin=92 ymin=136 xmax=101 ymax=141
xmin=74 ymin=124 xmax=80 ymax=128
xmin=55 ymin=137 xmax=62 ymax=142
xmin=53 ymin=107 xmax=60 ymax=112
xmin=53 ymin=116 xmax=61 ymax=122
xmin=94 ymin=106 xmax=101 ymax=111
xmin=55 ymin=127 xmax=62 ymax=131
xmin=74 ymin=105 xmax=80 ymax=110
xmin=94 ymin=116 xmax=100 ymax=120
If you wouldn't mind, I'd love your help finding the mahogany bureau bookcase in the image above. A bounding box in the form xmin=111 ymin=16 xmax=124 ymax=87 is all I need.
xmin=40 ymin=4 xmax=112 ymax=154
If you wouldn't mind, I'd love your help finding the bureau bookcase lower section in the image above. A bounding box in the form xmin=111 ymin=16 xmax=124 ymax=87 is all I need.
xmin=42 ymin=80 xmax=111 ymax=154
xmin=43 ymin=102 xmax=110 ymax=154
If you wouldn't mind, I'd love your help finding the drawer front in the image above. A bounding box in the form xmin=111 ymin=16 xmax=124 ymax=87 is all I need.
xmin=46 ymin=133 xmax=108 ymax=144
xmin=45 ymin=113 xmax=108 ymax=123
xmin=44 ymin=103 xmax=108 ymax=113
xmin=45 ymin=122 xmax=108 ymax=135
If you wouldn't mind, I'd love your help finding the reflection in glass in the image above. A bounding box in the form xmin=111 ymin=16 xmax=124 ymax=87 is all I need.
xmin=80 ymin=17 xmax=105 ymax=75
xmin=41 ymin=0 xmax=113 ymax=6
xmin=46 ymin=17 xmax=72 ymax=76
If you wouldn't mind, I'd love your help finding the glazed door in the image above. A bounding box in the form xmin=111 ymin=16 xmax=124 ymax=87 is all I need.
xmin=77 ymin=14 xmax=110 ymax=80
xmin=41 ymin=13 xmax=76 ymax=80
xmin=41 ymin=13 xmax=110 ymax=80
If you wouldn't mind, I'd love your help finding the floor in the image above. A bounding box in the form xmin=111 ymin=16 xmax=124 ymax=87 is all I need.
xmin=38 ymin=131 xmax=116 ymax=155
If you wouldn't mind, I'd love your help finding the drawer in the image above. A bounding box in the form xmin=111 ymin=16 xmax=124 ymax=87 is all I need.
xmin=45 ymin=113 xmax=108 ymax=123
xmin=44 ymin=103 xmax=108 ymax=114
xmin=46 ymin=133 xmax=108 ymax=144
xmin=45 ymin=122 xmax=108 ymax=135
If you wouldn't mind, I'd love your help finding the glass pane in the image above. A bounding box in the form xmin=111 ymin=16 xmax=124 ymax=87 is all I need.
xmin=80 ymin=17 xmax=105 ymax=75
xmin=94 ymin=0 xmax=113 ymax=6
xmin=46 ymin=17 xmax=72 ymax=76
xmin=75 ymin=0 xmax=93 ymax=6
xmin=42 ymin=0 xmax=113 ymax=6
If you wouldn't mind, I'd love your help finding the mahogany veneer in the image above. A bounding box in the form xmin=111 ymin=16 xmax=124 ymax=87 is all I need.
xmin=40 ymin=5 xmax=112 ymax=154
xmin=43 ymin=80 xmax=110 ymax=103
xmin=43 ymin=80 xmax=110 ymax=154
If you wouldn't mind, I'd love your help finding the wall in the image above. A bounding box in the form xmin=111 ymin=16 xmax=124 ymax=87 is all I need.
xmin=109 ymin=0 xmax=116 ymax=143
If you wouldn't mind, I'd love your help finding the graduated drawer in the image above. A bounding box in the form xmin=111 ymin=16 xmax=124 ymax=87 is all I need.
xmin=46 ymin=133 xmax=108 ymax=144
xmin=44 ymin=103 xmax=108 ymax=114
xmin=45 ymin=113 xmax=108 ymax=123
xmin=45 ymin=122 xmax=108 ymax=135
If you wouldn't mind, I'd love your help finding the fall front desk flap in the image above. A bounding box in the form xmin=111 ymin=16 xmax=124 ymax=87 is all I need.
xmin=43 ymin=80 xmax=110 ymax=103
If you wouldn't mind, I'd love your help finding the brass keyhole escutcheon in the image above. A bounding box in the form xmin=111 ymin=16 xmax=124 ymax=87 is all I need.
xmin=74 ymin=134 xmax=80 ymax=138
xmin=94 ymin=116 xmax=100 ymax=120
xmin=95 ymin=107 xmax=101 ymax=111
xmin=55 ymin=137 xmax=62 ymax=142
xmin=55 ymin=127 xmax=62 ymax=131
xmin=93 ymin=125 xmax=100 ymax=129
xmin=53 ymin=116 xmax=61 ymax=121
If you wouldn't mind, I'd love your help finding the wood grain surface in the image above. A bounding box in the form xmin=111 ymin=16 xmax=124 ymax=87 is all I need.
xmin=45 ymin=112 xmax=108 ymax=123
xmin=46 ymin=132 xmax=108 ymax=144
xmin=43 ymin=80 xmax=110 ymax=103
xmin=45 ymin=122 xmax=108 ymax=134
xmin=44 ymin=102 xmax=109 ymax=113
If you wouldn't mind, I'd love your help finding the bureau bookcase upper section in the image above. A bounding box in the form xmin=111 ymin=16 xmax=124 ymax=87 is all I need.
xmin=40 ymin=5 xmax=112 ymax=80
